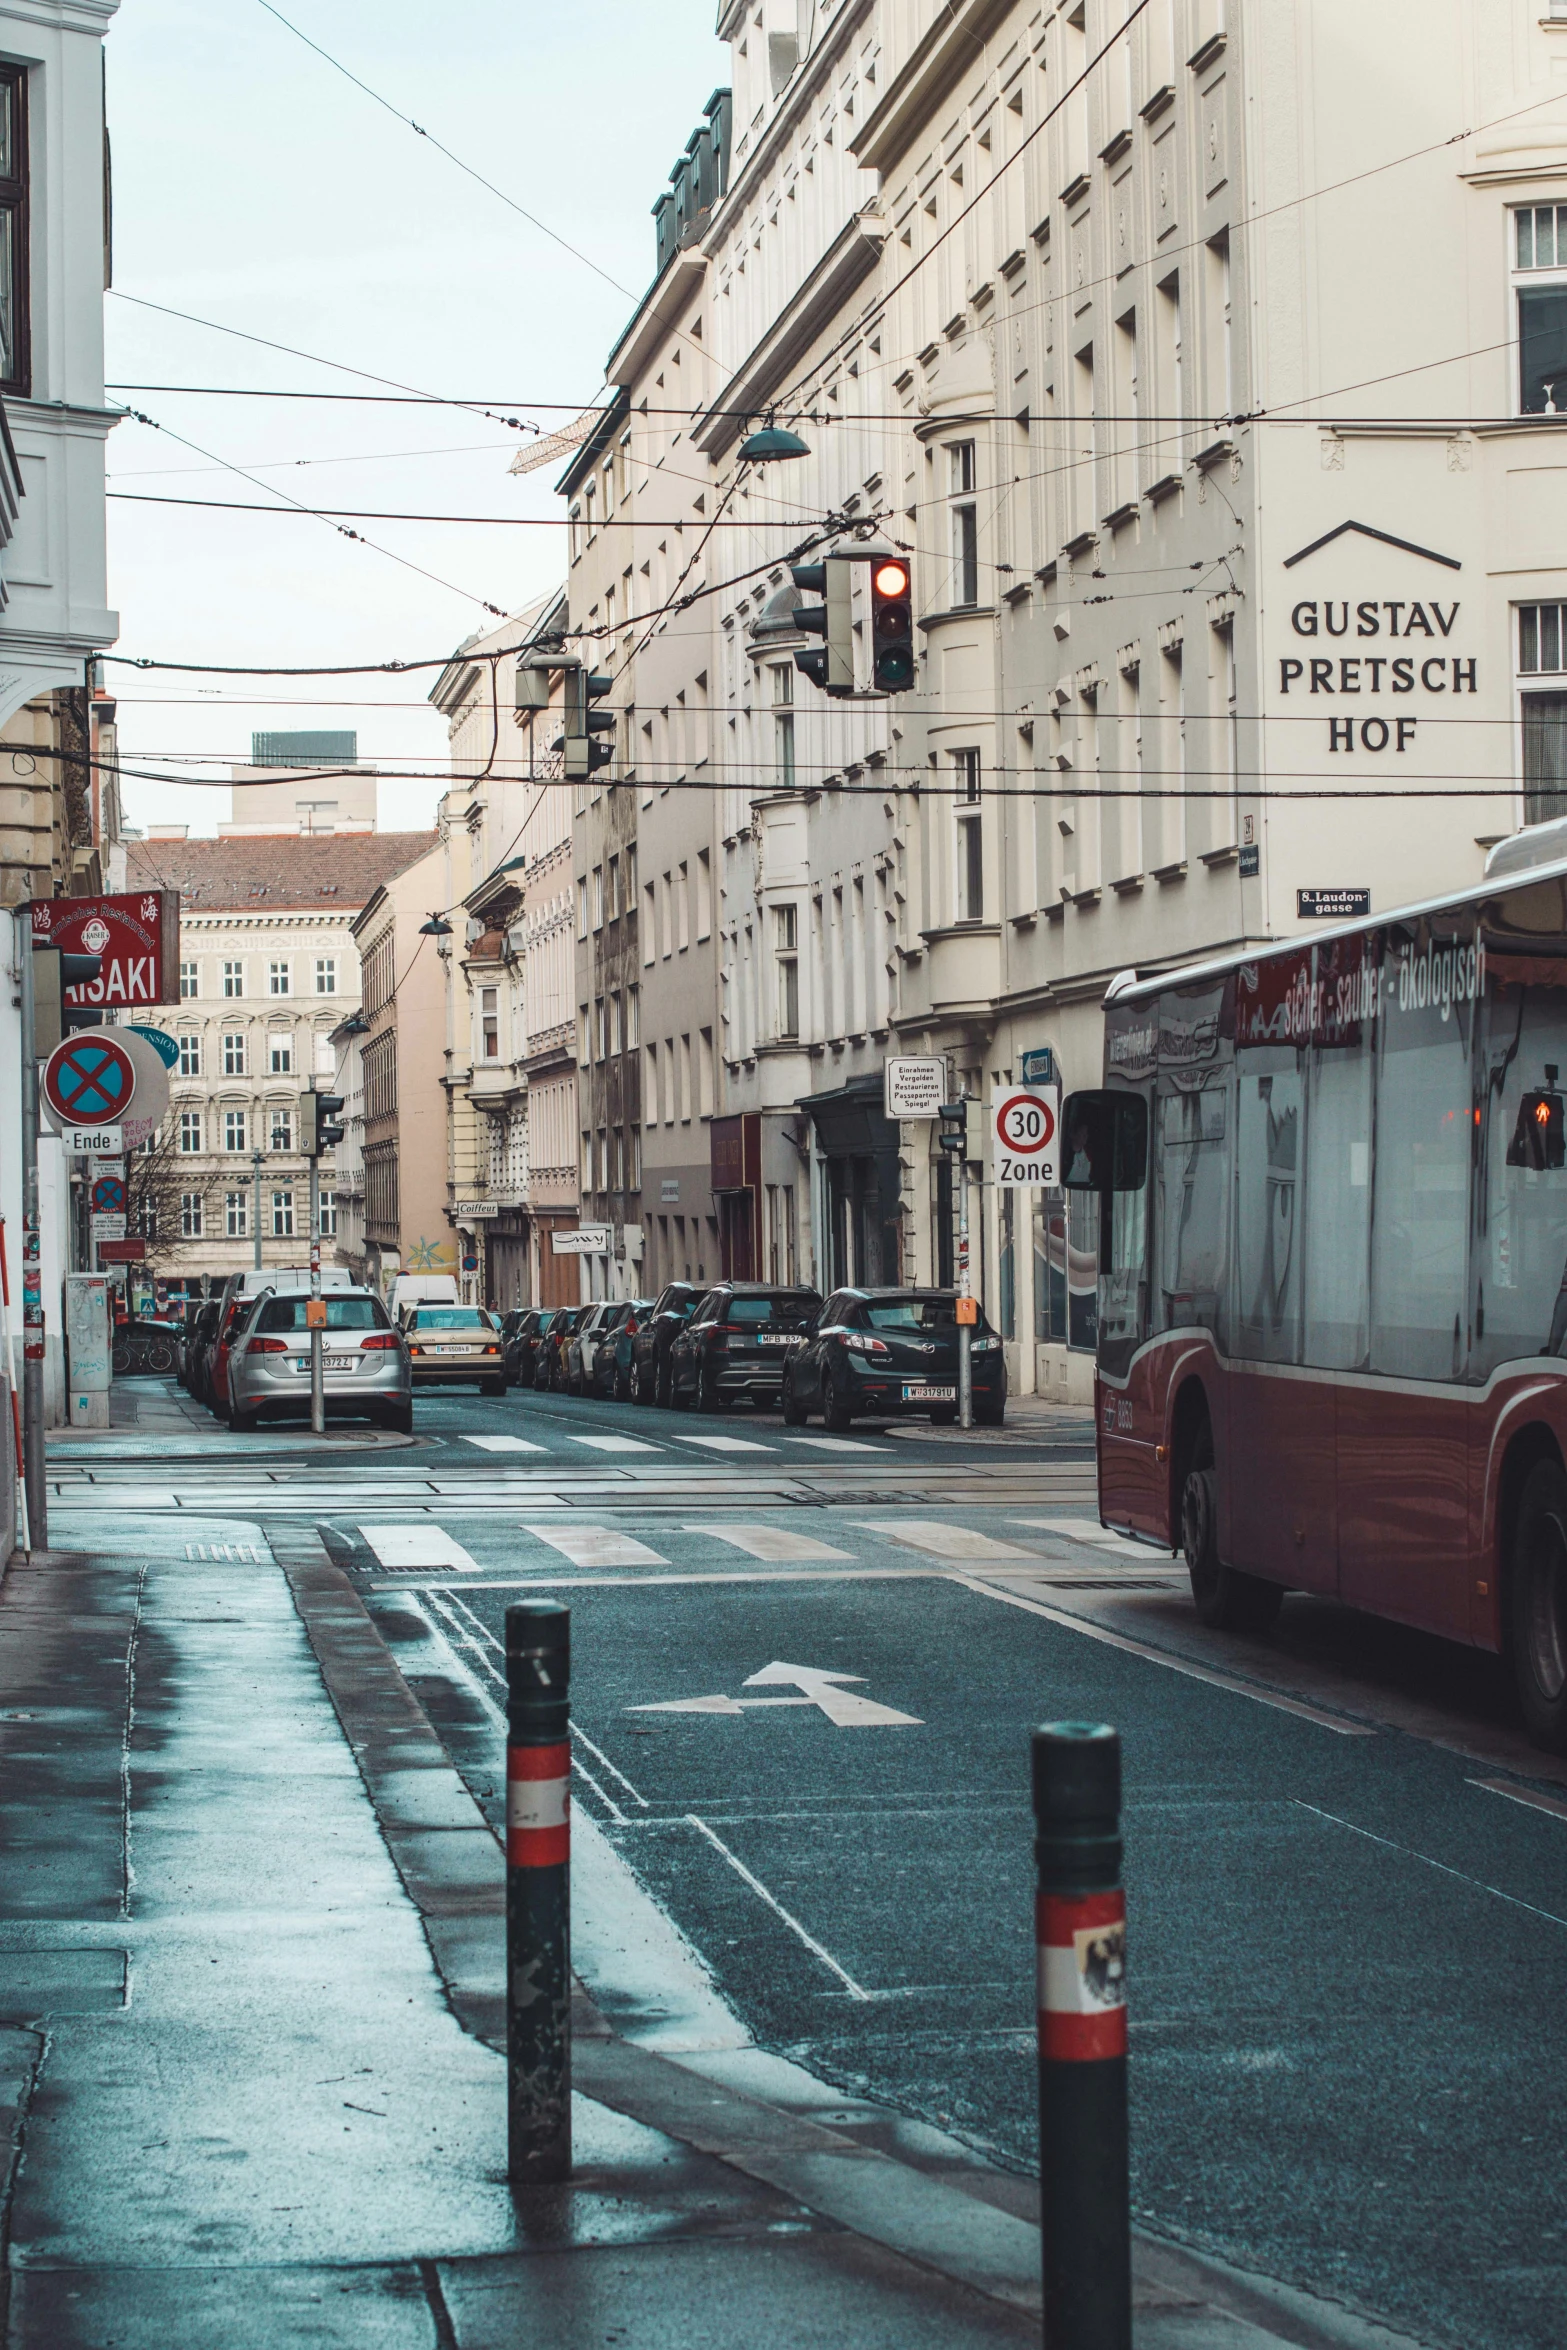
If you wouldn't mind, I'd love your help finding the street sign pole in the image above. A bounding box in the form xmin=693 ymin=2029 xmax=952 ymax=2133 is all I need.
xmin=252 ymin=1148 xmax=262 ymax=1273
xmin=958 ymin=1164 xmax=972 ymax=1431
xmin=309 ymin=1156 xmax=324 ymax=1437
xmin=15 ymin=913 xmax=45 ymax=1549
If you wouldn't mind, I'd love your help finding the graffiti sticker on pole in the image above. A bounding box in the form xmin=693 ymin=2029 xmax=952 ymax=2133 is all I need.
xmin=992 ymin=1086 xmax=1061 ymax=1187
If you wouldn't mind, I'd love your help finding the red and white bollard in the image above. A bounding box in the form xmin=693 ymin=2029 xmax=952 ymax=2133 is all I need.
xmin=1032 ymin=1721 xmax=1130 ymax=2349
xmin=506 ymin=1601 xmax=571 ymax=2185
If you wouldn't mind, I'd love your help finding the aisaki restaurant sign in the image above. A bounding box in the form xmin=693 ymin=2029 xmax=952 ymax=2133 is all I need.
xmin=31 ymin=891 xmax=180 ymax=1008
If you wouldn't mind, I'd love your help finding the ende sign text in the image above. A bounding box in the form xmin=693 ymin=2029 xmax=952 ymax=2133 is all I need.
xmin=1279 ymin=598 xmax=1474 ymax=756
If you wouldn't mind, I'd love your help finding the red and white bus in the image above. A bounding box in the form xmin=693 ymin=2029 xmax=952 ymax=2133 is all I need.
xmin=1063 ymin=839 xmax=1567 ymax=1752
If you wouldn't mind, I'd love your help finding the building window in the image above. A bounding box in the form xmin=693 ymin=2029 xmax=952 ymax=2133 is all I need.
xmin=179 ymin=960 xmax=199 ymax=1000
xmin=269 ymin=1107 xmax=293 ymax=1153
xmin=222 ymin=961 xmax=244 ymax=998
xmin=319 ymin=1190 xmax=337 ymax=1237
xmin=223 ymin=1110 xmax=247 ymax=1153
xmin=314 ymin=1032 xmax=335 ymax=1077
xmin=268 ymin=960 xmax=291 ymax=996
xmin=271 ymin=1191 xmax=295 ymax=1238
xmin=225 ymin=1190 xmax=249 ymax=1238
xmin=268 ymin=1033 xmax=293 ymax=1074
xmin=775 ymin=902 xmax=800 ymax=1038
xmin=178 ymin=1109 xmax=202 ymax=1154
xmin=315 ymin=957 xmax=337 ymax=995
xmin=592 ymin=866 xmax=604 ymax=929
xmin=1515 ymin=207 xmax=1567 ymax=413
xmin=607 ymin=854 xmax=620 ymax=918
xmin=949 ymin=441 xmax=978 ymax=608
xmin=481 ymin=986 xmax=499 ymax=1058
xmin=577 ymin=876 xmax=588 ymax=939
xmin=954 ymin=749 xmax=984 ymax=921
xmin=772 ymin=662 xmax=796 ymax=789
xmin=1520 ymin=603 xmax=1567 ymax=823
xmin=627 ymin=985 xmax=641 ymax=1048
xmin=178 ymin=1034 xmax=200 ymax=1077
xmin=222 ymin=1033 xmax=246 ymax=1076
xmin=180 ymin=1193 xmax=204 ymax=1239
xmin=0 ymin=68 xmax=30 ymax=397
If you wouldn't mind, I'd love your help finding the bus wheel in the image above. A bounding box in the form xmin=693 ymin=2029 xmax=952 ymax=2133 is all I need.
xmin=1181 ymin=1442 xmax=1283 ymax=1633
xmin=1510 ymin=1458 xmax=1567 ymax=1752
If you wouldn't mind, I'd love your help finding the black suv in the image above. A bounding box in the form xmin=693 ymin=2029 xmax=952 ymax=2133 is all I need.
xmin=782 ymin=1288 xmax=1006 ymax=1429
xmin=631 ymin=1283 xmax=703 ymax=1407
xmin=668 ymin=1283 xmax=824 ymax=1412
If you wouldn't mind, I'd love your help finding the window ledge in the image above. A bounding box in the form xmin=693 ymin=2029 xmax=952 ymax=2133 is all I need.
xmin=1193 ymin=437 xmax=1235 ymax=472
xmin=1111 ymin=873 xmax=1145 ymax=894
xmin=1102 ymin=500 xmax=1140 ymax=532
xmin=1145 ymin=471 xmax=1184 ymax=505
xmin=1201 ymin=844 xmax=1239 ymax=867
xmin=1152 ymin=859 xmax=1187 ymax=884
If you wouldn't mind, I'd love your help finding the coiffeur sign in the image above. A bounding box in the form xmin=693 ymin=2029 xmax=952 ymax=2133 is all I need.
xmin=31 ymin=891 xmax=180 ymax=1009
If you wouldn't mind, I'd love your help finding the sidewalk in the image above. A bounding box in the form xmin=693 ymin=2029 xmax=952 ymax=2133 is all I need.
xmin=0 ymin=1526 xmax=1426 ymax=2349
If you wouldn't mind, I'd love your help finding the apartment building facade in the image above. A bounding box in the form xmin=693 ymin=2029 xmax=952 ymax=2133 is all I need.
xmin=564 ymin=0 xmax=1567 ymax=1396
xmin=128 ymin=832 xmax=436 ymax=1291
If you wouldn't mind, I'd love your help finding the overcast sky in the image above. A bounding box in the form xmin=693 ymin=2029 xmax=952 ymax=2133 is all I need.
xmin=105 ymin=0 xmax=727 ymax=836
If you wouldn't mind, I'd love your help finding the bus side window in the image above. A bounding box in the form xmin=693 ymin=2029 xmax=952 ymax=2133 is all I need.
xmin=1157 ymin=1085 xmax=1230 ymax=1341
xmin=1235 ymin=1059 xmax=1303 ymax=1364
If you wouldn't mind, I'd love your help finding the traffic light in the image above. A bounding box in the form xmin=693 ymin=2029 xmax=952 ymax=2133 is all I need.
xmin=31 ymin=945 xmax=103 ymax=1053
xmin=301 ymin=1090 xmax=346 ymax=1158
xmin=870 ymin=556 xmax=915 ymax=692
xmin=789 ymin=558 xmax=853 ymax=694
xmin=1510 ymin=1076 xmax=1566 ymax=1172
xmin=564 ymin=668 xmax=615 ymax=780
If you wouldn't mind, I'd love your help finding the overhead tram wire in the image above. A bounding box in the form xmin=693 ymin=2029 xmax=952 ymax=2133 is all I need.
xmin=106 ymin=489 xmax=837 ymax=528
xmin=118 ymin=406 xmax=509 ymax=616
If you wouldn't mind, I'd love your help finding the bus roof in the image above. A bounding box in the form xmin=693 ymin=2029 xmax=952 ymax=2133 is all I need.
xmin=1103 ymin=839 xmax=1567 ymax=1009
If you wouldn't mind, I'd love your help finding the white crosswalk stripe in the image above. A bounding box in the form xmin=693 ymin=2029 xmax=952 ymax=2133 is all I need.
xmin=669 ymin=1433 xmax=775 ymax=1453
xmin=685 ymin=1523 xmax=854 ymax=1562
xmin=858 ymin=1519 xmax=1039 ymax=1561
xmin=781 ymin=1435 xmax=881 ymax=1453
xmin=1013 ymin=1516 xmax=1163 ymax=1560
xmin=360 ymin=1525 xmax=479 ymax=1572
xmin=568 ymin=1434 xmax=664 ymax=1454
xmin=522 ymin=1523 xmax=670 ymax=1567
xmin=461 ymin=1434 xmax=548 ymax=1453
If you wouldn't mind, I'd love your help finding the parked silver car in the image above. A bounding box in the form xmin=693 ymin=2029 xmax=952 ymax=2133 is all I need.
xmin=225 ymin=1286 xmax=411 ymax=1433
xmin=565 ymin=1300 xmax=623 ymax=1396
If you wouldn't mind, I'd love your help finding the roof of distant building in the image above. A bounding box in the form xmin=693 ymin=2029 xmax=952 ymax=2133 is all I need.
xmin=250 ymin=729 xmax=358 ymax=768
xmin=126 ymin=829 xmax=438 ymax=915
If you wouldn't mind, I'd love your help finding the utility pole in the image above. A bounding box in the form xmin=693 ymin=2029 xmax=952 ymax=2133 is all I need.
xmin=15 ymin=912 xmax=45 ymax=1549
xmin=308 ymin=1152 xmax=323 ymax=1436
xmin=937 ymin=1100 xmax=976 ymax=1432
xmin=251 ymin=1146 xmax=262 ymax=1272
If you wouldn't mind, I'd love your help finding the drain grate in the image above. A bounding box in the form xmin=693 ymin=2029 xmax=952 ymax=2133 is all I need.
xmin=184 ymin=1542 xmax=260 ymax=1563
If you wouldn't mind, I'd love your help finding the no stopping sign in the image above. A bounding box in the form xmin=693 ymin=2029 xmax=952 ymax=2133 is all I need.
xmin=992 ymin=1085 xmax=1061 ymax=1186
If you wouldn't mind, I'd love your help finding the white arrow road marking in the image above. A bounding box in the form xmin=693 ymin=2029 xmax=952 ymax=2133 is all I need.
xmin=461 ymin=1434 xmax=547 ymax=1453
xmin=630 ymin=1662 xmax=920 ymax=1727
xmin=524 ymin=1523 xmax=670 ymax=1568
xmin=359 ymin=1524 xmax=479 ymax=1572
xmin=743 ymin=1661 xmax=921 ymax=1726
xmin=859 ymin=1520 xmax=1039 ymax=1561
xmin=686 ymin=1524 xmax=854 ymax=1562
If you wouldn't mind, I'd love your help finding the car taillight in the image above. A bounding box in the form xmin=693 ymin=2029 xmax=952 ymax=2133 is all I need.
xmin=245 ymin=1336 xmax=288 ymax=1355
xmin=483 ymin=1344 xmax=500 ymax=1355
xmin=843 ymin=1332 xmax=889 ymax=1356
xmin=360 ymin=1332 xmax=399 ymax=1351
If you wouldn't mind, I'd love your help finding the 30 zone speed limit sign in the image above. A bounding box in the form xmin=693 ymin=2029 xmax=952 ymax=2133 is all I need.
xmin=992 ymin=1085 xmax=1061 ymax=1186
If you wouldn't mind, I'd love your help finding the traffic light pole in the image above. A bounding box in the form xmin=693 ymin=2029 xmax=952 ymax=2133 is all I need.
xmin=15 ymin=913 xmax=44 ymax=1551
xmin=251 ymin=1147 xmax=263 ymax=1271
xmin=309 ymin=1154 xmax=324 ymax=1436
xmin=958 ymin=1159 xmax=973 ymax=1432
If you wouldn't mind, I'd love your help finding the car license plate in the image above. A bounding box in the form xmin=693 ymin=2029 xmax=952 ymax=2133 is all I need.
xmin=903 ymin=1383 xmax=956 ymax=1402
xmin=295 ymin=1356 xmax=359 ymax=1373
xmin=428 ymin=1344 xmax=471 ymax=1354
xmin=757 ymin=1333 xmax=801 ymax=1347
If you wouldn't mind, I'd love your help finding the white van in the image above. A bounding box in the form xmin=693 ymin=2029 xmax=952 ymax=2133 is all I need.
xmin=390 ymin=1273 xmax=460 ymax=1322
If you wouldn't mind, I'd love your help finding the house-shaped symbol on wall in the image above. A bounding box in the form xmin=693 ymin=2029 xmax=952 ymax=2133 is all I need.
xmin=1282 ymin=520 xmax=1462 ymax=572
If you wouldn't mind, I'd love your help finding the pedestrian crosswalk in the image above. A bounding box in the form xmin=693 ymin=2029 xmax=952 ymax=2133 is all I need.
xmin=461 ymin=1435 xmax=547 ymax=1454
xmin=321 ymin=1513 xmax=1171 ymax=1581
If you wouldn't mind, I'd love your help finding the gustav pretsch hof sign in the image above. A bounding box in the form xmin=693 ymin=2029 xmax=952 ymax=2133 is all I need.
xmin=1276 ymin=522 xmax=1472 ymax=758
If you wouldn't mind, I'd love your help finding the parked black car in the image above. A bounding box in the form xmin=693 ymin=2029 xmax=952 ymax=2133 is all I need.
xmin=631 ymin=1283 xmax=703 ymax=1407
xmin=782 ymin=1288 xmax=1006 ymax=1430
xmin=506 ymin=1307 xmax=561 ymax=1389
xmin=498 ymin=1307 xmax=529 ymax=1386
xmin=590 ymin=1299 xmax=653 ymax=1400
xmin=668 ymin=1283 xmax=824 ymax=1412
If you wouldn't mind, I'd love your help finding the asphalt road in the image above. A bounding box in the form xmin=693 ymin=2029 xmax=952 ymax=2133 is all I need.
xmin=65 ymin=1370 xmax=1567 ymax=2350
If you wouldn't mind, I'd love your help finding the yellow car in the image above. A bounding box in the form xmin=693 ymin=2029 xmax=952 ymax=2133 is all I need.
xmin=402 ymin=1304 xmax=507 ymax=1394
